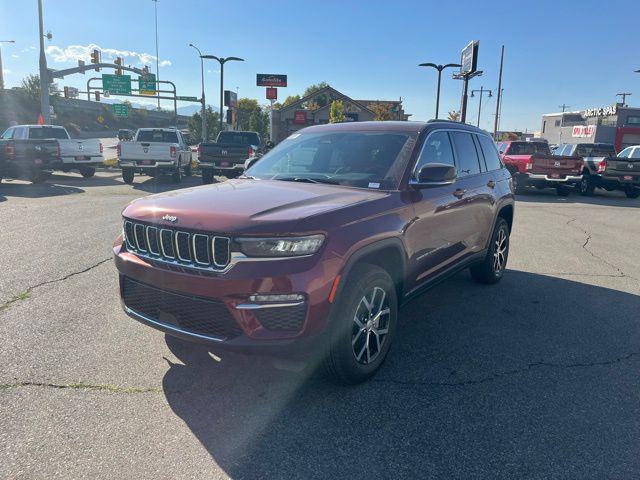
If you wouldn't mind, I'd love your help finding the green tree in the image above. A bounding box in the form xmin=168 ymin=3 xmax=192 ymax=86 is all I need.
xmin=20 ymin=74 xmax=59 ymax=98
xmin=188 ymin=106 xmax=221 ymax=142
xmin=329 ymin=99 xmax=346 ymax=123
xmin=236 ymin=98 xmax=270 ymax=139
xmin=369 ymin=102 xmax=393 ymax=121
xmin=302 ymin=82 xmax=329 ymax=107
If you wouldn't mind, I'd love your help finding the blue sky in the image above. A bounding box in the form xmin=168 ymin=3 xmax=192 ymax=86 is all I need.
xmin=1 ymin=0 xmax=639 ymax=132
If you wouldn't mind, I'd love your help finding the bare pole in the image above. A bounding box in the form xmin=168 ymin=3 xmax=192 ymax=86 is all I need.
xmin=189 ymin=43 xmax=206 ymax=141
xmin=152 ymin=0 xmax=160 ymax=110
xmin=37 ymin=0 xmax=50 ymax=123
xmin=493 ymin=45 xmax=504 ymax=139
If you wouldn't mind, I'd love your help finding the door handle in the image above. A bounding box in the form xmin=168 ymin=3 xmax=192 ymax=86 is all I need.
xmin=487 ymin=180 xmax=496 ymax=189
xmin=452 ymin=188 xmax=467 ymax=199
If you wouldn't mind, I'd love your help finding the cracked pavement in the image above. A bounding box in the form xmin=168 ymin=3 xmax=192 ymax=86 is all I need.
xmin=1 ymin=172 xmax=640 ymax=479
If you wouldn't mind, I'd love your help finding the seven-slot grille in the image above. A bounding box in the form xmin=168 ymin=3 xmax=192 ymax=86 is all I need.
xmin=124 ymin=220 xmax=231 ymax=270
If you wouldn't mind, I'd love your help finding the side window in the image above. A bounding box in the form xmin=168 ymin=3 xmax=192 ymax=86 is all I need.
xmin=477 ymin=135 xmax=503 ymax=171
xmin=1 ymin=128 xmax=14 ymax=139
xmin=450 ymin=131 xmax=482 ymax=177
xmin=14 ymin=127 xmax=27 ymax=140
xmin=631 ymin=148 xmax=640 ymax=159
xmin=413 ymin=131 xmax=454 ymax=178
xmin=618 ymin=147 xmax=632 ymax=158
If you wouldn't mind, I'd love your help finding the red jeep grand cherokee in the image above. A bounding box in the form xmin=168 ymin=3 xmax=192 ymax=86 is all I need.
xmin=114 ymin=121 xmax=514 ymax=384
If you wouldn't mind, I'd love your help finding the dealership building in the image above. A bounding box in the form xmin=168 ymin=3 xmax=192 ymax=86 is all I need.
xmin=539 ymin=104 xmax=640 ymax=151
xmin=271 ymin=85 xmax=410 ymax=143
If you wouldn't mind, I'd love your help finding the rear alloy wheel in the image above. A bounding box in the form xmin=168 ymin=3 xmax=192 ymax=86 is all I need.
xmin=171 ymin=159 xmax=182 ymax=184
xmin=183 ymin=160 xmax=192 ymax=177
xmin=323 ymin=264 xmax=397 ymax=384
xmin=470 ymin=217 xmax=510 ymax=284
xmin=122 ymin=168 xmax=134 ymax=184
xmin=625 ymin=187 xmax=640 ymax=199
xmin=556 ymin=185 xmax=570 ymax=197
xmin=79 ymin=166 xmax=96 ymax=179
xmin=579 ymin=175 xmax=595 ymax=196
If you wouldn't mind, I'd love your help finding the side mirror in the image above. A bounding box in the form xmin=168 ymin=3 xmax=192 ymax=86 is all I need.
xmin=411 ymin=163 xmax=456 ymax=188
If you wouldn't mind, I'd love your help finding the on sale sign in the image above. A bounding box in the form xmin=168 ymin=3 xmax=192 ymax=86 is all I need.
xmin=294 ymin=110 xmax=307 ymax=125
xmin=572 ymin=125 xmax=596 ymax=138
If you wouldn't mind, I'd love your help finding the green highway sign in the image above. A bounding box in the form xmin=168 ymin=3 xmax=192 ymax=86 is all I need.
xmin=102 ymin=74 xmax=132 ymax=95
xmin=112 ymin=103 xmax=129 ymax=117
xmin=138 ymin=74 xmax=157 ymax=95
xmin=176 ymin=96 xmax=199 ymax=102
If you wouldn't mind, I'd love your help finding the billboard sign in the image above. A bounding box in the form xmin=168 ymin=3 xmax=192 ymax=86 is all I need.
xmin=257 ymin=73 xmax=287 ymax=87
xmin=294 ymin=110 xmax=307 ymax=125
xmin=266 ymin=87 xmax=278 ymax=100
xmin=460 ymin=41 xmax=479 ymax=75
xmin=224 ymin=90 xmax=238 ymax=108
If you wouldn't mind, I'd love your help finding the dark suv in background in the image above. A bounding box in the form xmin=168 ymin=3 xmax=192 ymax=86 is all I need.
xmin=114 ymin=121 xmax=514 ymax=384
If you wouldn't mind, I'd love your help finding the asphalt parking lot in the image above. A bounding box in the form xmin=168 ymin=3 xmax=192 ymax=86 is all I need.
xmin=1 ymin=171 xmax=639 ymax=479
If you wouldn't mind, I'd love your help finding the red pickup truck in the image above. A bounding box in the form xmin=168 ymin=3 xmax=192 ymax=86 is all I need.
xmin=497 ymin=141 xmax=583 ymax=196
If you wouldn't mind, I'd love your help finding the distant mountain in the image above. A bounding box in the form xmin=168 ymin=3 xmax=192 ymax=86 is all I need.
xmin=177 ymin=104 xmax=219 ymax=116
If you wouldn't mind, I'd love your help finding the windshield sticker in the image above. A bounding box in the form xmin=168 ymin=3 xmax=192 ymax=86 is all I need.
xmin=368 ymin=182 xmax=381 ymax=189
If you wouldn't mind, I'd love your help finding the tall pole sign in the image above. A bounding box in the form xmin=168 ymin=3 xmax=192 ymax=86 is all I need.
xmin=493 ymin=45 xmax=505 ymax=139
xmin=454 ymin=40 xmax=481 ymax=124
xmin=257 ymin=74 xmax=287 ymax=142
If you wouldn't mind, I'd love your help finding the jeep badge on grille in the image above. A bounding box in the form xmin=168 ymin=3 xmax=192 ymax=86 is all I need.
xmin=162 ymin=214 xmax=178 ymax=223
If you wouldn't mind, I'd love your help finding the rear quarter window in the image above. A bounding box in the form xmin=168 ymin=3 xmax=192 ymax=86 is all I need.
xmin=477 ymin=135 xmax=503 ymax=171
xmin=450 ymin=131 xmax=482 ymax=177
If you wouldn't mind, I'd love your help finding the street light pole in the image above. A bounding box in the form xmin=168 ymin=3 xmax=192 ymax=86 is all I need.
xmin=471 ymin=86 xmax=493 ymax=128
xmin=152 ymin=0 xmax=160 ymax=110
xmin=189 ymin=43 xmax=206 ymax=141
xmin=37 ymin=0 xmax=50 ymax=124
xmin=202 ymin=55 xmax=244 ymax=133
xmin=0 ymin=40 xmax=15 ymax=90
xmin=418 ymin=62 xmax=460 ymax=119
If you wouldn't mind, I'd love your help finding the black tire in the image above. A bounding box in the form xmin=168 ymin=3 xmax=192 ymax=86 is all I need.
xmin=122 ymin=168 xmax=135 ymax=184
xmin=579 ymin=174 xmax=595 ymax=196
xmin=202 ymin=169 xmax=215 ymax=185
xmin=171 ymin=160 xmax=182 ymax=184
xmin=625 ymin=187 xmax=640 ymax=199
xmin=79 ymin=166 xmax=96 ymax=179
xmin=323 ymin=264 xmax=398 ymax=385
xmin=512 ymin=174 xmax=526 ymax=195
xmin=30 ymin=171 xmax=50 ymax=184
xmin=556 ymin=185 xmax=570 ymax=197
xmin=470 ymin=217 xmax=510 ymax=284
xmin=183 ymin=160 xmax=192 ymax=177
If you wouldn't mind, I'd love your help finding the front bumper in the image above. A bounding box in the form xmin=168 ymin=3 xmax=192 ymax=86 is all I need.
xmin=113 ymin=238 xmax=338 ymax=358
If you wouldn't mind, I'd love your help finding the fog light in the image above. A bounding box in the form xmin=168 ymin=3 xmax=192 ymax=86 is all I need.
xmin=249 ymin=293 xmax=305 ymax=303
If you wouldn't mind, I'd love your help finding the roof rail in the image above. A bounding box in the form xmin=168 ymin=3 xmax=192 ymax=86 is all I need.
xmin=427 ymin=119 xmax=462 ymax=124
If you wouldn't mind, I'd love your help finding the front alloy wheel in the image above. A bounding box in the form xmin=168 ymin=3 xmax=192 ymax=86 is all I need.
xmin=493 ymin=226 xmax=508 ymax=274
xmin=351 ymin=286 xmax=391 ymax=365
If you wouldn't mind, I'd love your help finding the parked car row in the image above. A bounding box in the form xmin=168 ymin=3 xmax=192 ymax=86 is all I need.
xmin=0 ymin=124 xmax=103 ymax=183
xmin=498 ymin=140 xmax=640 ymax=198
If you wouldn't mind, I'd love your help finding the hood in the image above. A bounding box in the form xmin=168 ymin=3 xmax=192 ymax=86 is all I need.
xmin=122 ymin=179 xmax=388 ymax=234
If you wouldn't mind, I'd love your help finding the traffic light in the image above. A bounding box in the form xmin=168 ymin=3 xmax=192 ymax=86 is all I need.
xmin=95 ymin=91 xmax=101 ymax=102
xmin=114 ymin=57 xmax=123 ymax=76
xmin=90 ymin=49 xmax=100 ymax=71
xmin=64 ymin=86 xmax=69 ymax=99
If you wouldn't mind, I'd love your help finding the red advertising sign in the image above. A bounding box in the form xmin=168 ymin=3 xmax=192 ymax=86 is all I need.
xmin=294 ymin=110 xmax=307 ymax=125
xmin=266 ymin=87 xmax=278 ymax=100
xmin=572 ymin=125 xmax=596 ymax=138
xmin=256 ymin=74 xmax=287 ymax=87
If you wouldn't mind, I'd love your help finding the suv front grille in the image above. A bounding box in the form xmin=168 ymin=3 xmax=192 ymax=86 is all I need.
xmin=122 ymin=277 xmax=242 ymax=340
xmin=124 ymin=220 xmax=231 ymax=271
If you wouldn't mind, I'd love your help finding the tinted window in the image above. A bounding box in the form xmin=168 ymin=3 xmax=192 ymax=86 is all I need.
xmin=477 ymin=135 xmax=502 ymax=171
xmin=414 ymin=131 xmax=454 ymax=177
xmin=631 ymin=148 xmax=640 ymax=159
xmin=617 ymin=147 xmax=632 ymax=158
xmin=247 ymin=131 xmax=417 ymax=189
xmin=28 ymin=127 xmax=68 ymax=139
xmin=507 ymin=142 xmax=550 ymax=155
xmin=450 ymin=131 xmax=481 ymax=177
xmin=1 ymin=128 xmax=14 ymax=139
xmin=575 ymin=144 xmax=616 ymax=157
xmin=217 ymin=131 xmax=261 ymax=146
xmin=137 ymin=130 xmax=179 ymax=143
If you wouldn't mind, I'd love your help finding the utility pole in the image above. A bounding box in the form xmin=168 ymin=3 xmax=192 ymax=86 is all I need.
xmin=152 ymin=0 xmax=160 ymax=110
xmin=189 ymin=43 xmax=206 ymax=141
xmin=0 ymin=40 xmax=15 ymax=90
xmin=471 ymin=86 xmax=493 ymax=127
xmin=37 ymin=0 xmax=51 ymax=124
xmin=493 ymin=45 xmax=504 ymax=139
xmin=559 ymin=103 xmax=570 ymax=112
xmin=616 ymin=92 xmax=632 ymax=107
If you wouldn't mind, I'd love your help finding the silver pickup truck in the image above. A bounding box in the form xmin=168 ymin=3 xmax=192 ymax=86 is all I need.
xmin=117 ymin=128 xmax=193 ymax=184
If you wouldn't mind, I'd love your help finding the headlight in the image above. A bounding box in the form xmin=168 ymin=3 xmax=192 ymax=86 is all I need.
xmin=235 ymin=235 xmax=325 ymax=257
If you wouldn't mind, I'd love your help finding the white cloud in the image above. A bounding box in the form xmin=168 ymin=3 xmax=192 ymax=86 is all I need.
xmin=45 ymin=43 xmax=171 ymax=68
xmin=4 ymin=69 xmax=12 ymax=74
xmin=11 ymin=54 xmax=19 ymax=58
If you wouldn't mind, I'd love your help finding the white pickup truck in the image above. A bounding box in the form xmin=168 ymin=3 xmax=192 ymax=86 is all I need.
xmin=117 ymin=128 xmax=193 ymax=184
xmin=18 ymin=125 xmax=103 ymax=178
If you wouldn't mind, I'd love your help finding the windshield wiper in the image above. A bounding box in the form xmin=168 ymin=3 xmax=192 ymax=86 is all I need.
xmin=276 ymin=176 xmax=339 ymax=185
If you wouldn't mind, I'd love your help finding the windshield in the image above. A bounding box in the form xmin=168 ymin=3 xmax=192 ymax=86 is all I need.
xmin=245 ymin=131 xmax=417 ymax=189
xmin=575 ymin=144 xmax=615 ymax=157
xmin=217 ymin=131 xmax=261 ymax=146
xmin=137 ymin=130 xmax=179 ymax=143
xmin=28 ymin=127 xmax=68 ymax=139
xmin=507 ymin=142 xmax=550 ymax=155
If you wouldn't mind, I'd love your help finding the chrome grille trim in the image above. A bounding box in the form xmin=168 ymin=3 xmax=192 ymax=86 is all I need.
xmin=124 ymin=220 xmax=232 ymax=272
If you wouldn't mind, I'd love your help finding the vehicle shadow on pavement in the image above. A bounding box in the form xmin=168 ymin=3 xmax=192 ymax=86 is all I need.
xmin=131 ymin=175 xmax=203 ymax=194
xmin=161 ymin=270 xmax=640 ymax=479
xmin=0 ymin=180 xmax=85 ymax=198
xmin=516 ymin=188 xmax=640 ymax=208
